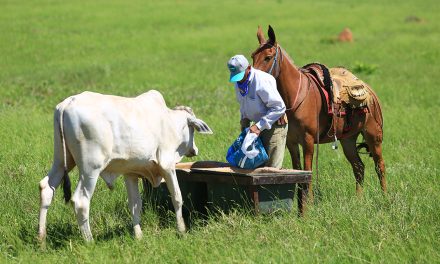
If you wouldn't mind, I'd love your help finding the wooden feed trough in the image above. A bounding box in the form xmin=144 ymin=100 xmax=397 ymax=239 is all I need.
xmin=142 ymin=161 xmax=312 ymax=220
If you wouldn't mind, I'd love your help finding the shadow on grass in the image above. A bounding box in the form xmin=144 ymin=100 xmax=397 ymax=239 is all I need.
xmin=144 ymin=201 xmax=210 ymax=232
xmin=17 ymin=222 xmax=76 ymax=251
xmin=94 ymin=224 xmax=132 ymax=242
xmin=30 ymin=222 xmax=132 ymax=249
xmin=22 ymin=205 xmax=204 ymax=251
xmin=141 ymin=179 xmax=210 ymax=231
xmin=25 ymin=181 xmax=311 ymax=249
xmin=313 ymin=185 xmax=324 ymax=205
xmin=44 ymin=223 xmax=76 ymax=249
xmin=24 ymin=202 xmax=133 ymax=249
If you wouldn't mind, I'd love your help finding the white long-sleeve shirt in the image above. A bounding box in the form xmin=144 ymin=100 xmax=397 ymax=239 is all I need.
xmin=235 ymin=68 xmax=286 ymax=131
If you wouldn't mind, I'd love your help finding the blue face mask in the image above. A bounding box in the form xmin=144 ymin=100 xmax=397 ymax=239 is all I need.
xmin=237 ymin=69 xmax=251 ymax=96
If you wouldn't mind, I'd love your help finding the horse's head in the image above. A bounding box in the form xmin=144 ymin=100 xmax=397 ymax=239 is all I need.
xmin=251 ymin=25 xmax=280 ymax=76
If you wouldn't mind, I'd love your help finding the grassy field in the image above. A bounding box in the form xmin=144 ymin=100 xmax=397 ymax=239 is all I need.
xmin=1 ymin=0 xmax=439 ymax=262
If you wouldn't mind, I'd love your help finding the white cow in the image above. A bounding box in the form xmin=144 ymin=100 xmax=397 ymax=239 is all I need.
xmin=38 ymin=90 xmax=212 ymax=241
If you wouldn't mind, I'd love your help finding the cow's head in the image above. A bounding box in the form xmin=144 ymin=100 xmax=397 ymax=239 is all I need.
xmin=173 ymin=106 xmax=213 ymax=160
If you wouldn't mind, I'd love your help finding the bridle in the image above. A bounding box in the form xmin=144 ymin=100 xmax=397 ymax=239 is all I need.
xmin=252 ymin=43 xmax=283 ymax=79
xmin=267 ymin=45 xmax=282 ymax=78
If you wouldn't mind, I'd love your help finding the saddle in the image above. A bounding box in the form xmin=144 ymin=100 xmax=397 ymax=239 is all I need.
xmin=301 ymin=63 xmax=371 ymax=112
xmin=300 ymin=63 xmax=372 ymax=140
xmin=330 ymin=67 xmax=371 ymax=108
xmin=300 ymin=63 xmax=334 ymax=114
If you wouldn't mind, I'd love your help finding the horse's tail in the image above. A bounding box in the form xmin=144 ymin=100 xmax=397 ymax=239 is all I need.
xmin=356 ymin=141 xmax=371 ymax=156
xmin=366 ymin=85 xmax=384 ymax=130
xmin=357 ymin=85 xmax=384 ymax=156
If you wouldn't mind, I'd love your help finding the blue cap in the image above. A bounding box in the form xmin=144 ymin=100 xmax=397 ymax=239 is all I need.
xmin=227 ymin=55 xmax=249 ymax=82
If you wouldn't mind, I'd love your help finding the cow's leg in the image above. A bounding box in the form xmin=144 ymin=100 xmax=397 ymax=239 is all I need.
xmin=162 ymin=168 xmax=186 ymax=233
xmin=124 ymin=175 xmax=143 ymax=239
xmin=340 ymin=134 xmax=365 ymax=195
xmin=38 ymin=157 xmax=75 ymax=242
xmin=38 ymin=163 xmax=64 ymax=242
xmin=71 ymin=168 xmax=100 ymax=242
xmin=39 ymin=115 xmax=76 ymax=242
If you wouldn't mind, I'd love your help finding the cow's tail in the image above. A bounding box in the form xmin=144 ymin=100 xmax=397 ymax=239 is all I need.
xmin=58 ymin=98 xmax=73 ymax=203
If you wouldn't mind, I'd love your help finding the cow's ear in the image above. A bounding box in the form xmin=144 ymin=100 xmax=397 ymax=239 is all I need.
xmin=188 ymin=117 xmax=213 ymax=134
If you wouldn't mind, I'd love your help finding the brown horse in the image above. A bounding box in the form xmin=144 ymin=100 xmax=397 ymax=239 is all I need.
xmin=251 ymin=26 xmax=386 ymax=205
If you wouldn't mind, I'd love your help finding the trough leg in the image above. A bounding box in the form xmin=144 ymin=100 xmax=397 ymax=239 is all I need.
xmin=297 ymin=182 xmax=309 ymax=217
xmin=248 ymin=185 xmax=260 ymax=215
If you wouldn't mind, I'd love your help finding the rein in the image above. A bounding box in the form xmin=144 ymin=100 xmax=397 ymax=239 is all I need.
xmin=266 ymin=45 xmax=305 ymax=113
xmin=285 ymin=72 xmax=303 ymax=113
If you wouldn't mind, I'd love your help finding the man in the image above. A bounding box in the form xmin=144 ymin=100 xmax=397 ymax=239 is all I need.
xmin=227 ymin=54 xmax=288 ymax=169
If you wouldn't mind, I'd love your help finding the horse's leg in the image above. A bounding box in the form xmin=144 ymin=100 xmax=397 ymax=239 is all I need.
xmin=364 ymin=126 xmax=386 ymax=192
xmin=287 ymin=131 xmax=308 ymax=215
xmin=303 ymin=134 xmax=315 ymax=192
xmin=340 ymin=134 xmax=365 ymax=195
xmin=296 ymin=134 xmax=315 ymax=215
xmin=286 ymin=132 xmax=301 ymax=170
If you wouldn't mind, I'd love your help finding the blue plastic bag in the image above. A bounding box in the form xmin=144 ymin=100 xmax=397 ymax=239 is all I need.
xmin=226 ymin=129 xmax=269 ymax=169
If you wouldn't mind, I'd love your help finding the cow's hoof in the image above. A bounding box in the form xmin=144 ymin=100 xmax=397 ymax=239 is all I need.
xmin=356 ymin=185 xmax=363 ymax=197
xmin=134 ymin=225 xmax=143 ymax=240
xmin=177 ymin=223 xmax=186 ymax=234
xmin=82 ymin=234 xmax=94 ymax=243
xmin=37 ymin=234 xmax=47 ymax=250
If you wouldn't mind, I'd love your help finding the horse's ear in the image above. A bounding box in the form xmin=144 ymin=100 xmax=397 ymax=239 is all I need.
xmin=268 ymin=25 xmax=276 ymax=45
xmin=257 ymin=25 xmax=266 ymax=44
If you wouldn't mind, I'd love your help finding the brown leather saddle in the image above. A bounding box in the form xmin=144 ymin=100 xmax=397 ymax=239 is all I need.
xmin=301 ymin=63 xmax=371 ymax=112
xmin=300 ymin=63 xmax=334 ymax=115
xmin=300 ymin=63 xmax=371 ymax=140
xmin=330 ymin=67 xmax=371 ymax=108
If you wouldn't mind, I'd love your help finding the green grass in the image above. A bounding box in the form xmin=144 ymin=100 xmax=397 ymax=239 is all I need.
xmin=1 ymin=0 xmax=439 ymax=262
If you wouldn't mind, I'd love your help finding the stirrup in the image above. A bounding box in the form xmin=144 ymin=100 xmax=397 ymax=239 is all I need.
xmin=332 ymin=134 xmax=338 ymax=150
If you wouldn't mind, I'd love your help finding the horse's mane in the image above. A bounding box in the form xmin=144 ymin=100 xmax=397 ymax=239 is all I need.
xmin=279 ymin=45 xmax=296 ymax=67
